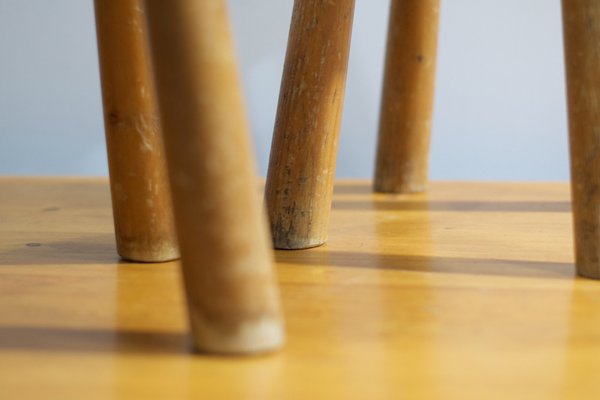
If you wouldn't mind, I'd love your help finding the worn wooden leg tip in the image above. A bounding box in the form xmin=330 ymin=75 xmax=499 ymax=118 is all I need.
xmin=576 ymin=269 xmax=600 ymax=280
xmin=118 ymin=245 xmax=180 ymax=263
xmin=271 ymin=222 xmax=328 ymax=250
xmin=272 ymin=240 xmax=326 ymax=251
xmin=189 ymin=315 xmax=285 ymax=355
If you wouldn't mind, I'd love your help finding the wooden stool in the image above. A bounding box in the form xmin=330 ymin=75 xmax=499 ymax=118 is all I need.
xmin=94 ymin=0 xmax=284 ymax=354
xmin=267 ymin=0 xmax=600 ymax=279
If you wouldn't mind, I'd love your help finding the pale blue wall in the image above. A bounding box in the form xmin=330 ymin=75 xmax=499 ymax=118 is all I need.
xmin=0 ymin=0 xmax=568 ymax=180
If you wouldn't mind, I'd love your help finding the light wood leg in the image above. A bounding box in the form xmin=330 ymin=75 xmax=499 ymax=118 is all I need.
xmin=374 ymin=0 xmax=440 ymax=193
xmin=562 ymin=0 xmax=600 ymax=279
xmin=144 ymin=0 xmax=285 ymax=353
xmin=94 ymin=0 xmax=178 ymax=262
xmin=265 ymin=0 xmax=356 ymax=249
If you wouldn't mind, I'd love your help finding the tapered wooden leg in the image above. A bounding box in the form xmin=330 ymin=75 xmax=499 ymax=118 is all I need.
xmin=563 ymin=0 xmax=600 ymax=279
xmin=265 ymin=0 xmax=356 ymax=250
xmin=144 ymin=0 xmax=284 ymax=353
xmin=94 ymin=0 xmax=178 ymax=262
xmin=374 ymin=0 xmax=440 ymax=193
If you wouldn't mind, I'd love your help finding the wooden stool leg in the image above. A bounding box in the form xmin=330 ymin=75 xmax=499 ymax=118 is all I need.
xmin=94 ymin=0 xmax=179 ymax=262
xmin=265 ymin=0 xmax=356 ymax=249
xmin=144 ymin=0 xmax=284 ymax=353
xmin=562 ymin=0 xmax=600 ymax=279
xmin=374 ymin=0 xmax=440 ymax=193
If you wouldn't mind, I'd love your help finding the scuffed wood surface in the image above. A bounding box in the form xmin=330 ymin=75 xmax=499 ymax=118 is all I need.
xmin=144 ymin=0 xmax=284 ymax=354
xmin=94 ymin=0 xmax=178 ymax=262
xmin=265 ymin=0 xmax=356 ymax=249
xmin=562 ymin=0 xmax=600 ymax=278
xmin=374 ymin=0 xmax=440 ymax=194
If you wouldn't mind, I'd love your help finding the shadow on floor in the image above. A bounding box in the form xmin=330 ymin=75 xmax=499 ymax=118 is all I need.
xmin=332 ymin=200 xmax=571 ymax=213
xmin=0 ymin=234 xmax=121 ymax=265
xmin=0 ymin=325 xmax=189 ymax=354
xmin=275 ymin=250 xmax=575 ymax=280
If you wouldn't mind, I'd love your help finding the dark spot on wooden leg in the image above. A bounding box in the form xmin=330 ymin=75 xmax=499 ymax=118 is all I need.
xmin=108 ymin=112 xmax=119 ymax=125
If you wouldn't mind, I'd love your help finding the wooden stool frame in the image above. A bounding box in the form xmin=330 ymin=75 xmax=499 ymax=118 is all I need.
xmin=268 ymin=0 xmax=600 ymax=280
xmin=91 ymin=0 xmax=600 ymax=356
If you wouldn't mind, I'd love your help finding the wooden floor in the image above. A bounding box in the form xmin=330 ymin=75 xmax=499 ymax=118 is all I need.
xmin=1 ymin=178 xmax=599 ymax=399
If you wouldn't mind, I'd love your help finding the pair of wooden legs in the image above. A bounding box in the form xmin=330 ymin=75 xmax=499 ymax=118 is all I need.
xmin=268 ymin=0 xmax=600 ymax=279
xmin=94 ymin=0 xmax=283 ymax=354
xmin=266 ymin=0 xmax=440 ymax=249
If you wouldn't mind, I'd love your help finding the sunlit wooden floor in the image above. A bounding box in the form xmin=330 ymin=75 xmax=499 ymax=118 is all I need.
xmin=1 ymin=178 xmax=599 ymax=399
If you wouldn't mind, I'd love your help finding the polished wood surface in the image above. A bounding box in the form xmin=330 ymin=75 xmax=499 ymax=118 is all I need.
xmin=266 ymin=0 xmax=356 ymax=249
xmin=2 ymin=178 xmax=600 ymax=399
xmin=562 ymin=0 xmax=600 ymax=279
xmin=94 ymin=0 xmax=178 ymax=262
xmin=144 ymin=0 xmax=284 ymax=353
